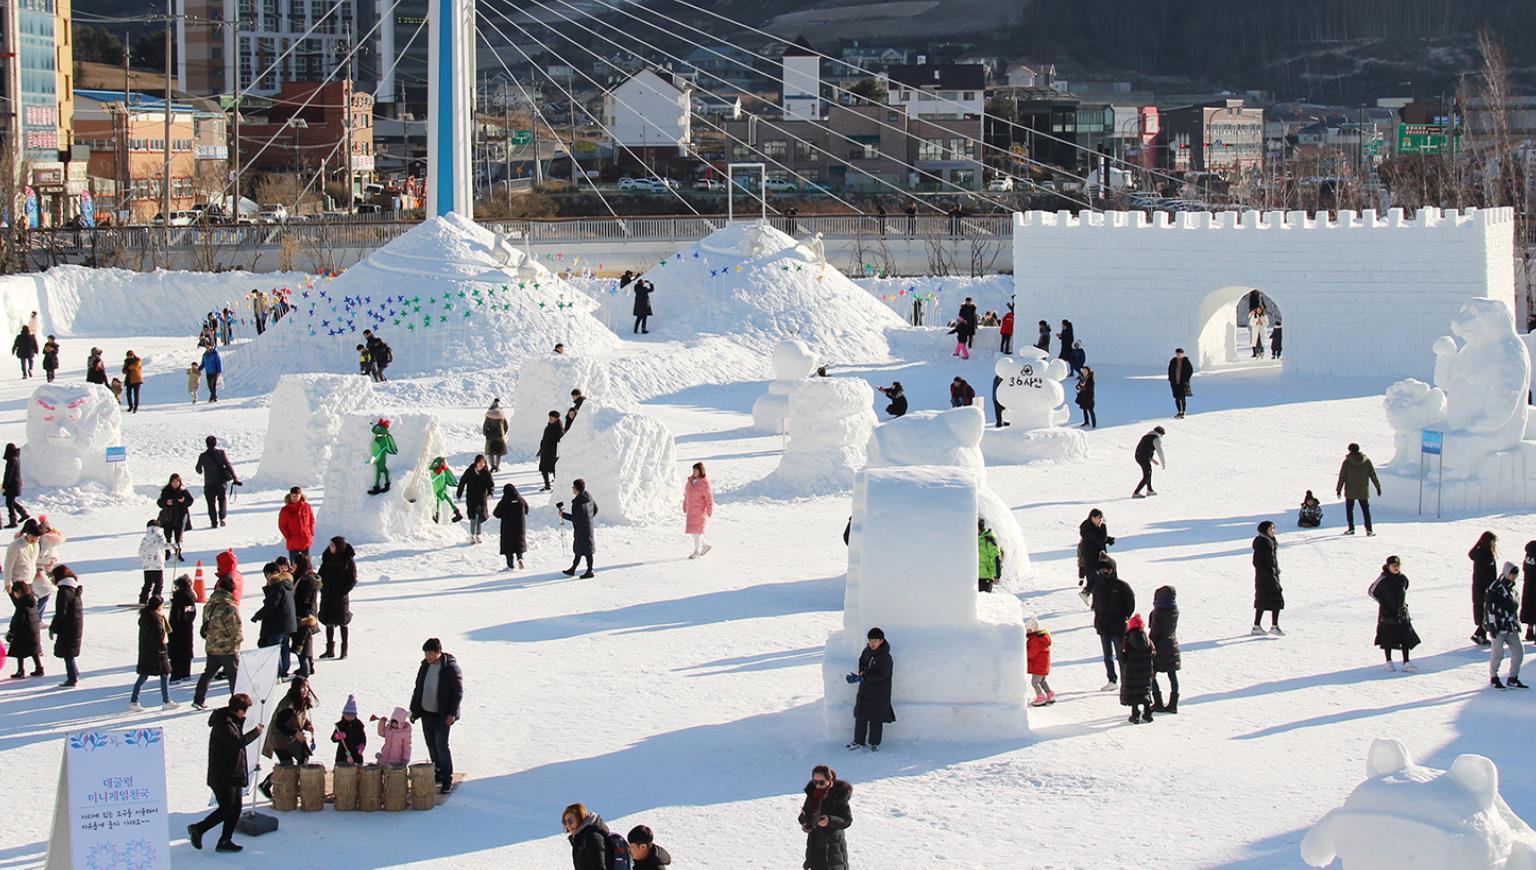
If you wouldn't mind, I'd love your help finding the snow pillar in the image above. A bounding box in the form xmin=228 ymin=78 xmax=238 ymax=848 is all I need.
xmin=427 ymin=0 xmax=474 ymax=217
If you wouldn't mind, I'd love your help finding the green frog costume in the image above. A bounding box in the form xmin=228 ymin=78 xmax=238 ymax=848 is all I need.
xmin=368 ymin=418 xmax=398 ymax=495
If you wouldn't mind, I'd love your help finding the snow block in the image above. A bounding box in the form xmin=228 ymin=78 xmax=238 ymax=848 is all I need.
xmin=318 ymin=413 xmax=455 ymax=543
xmin=824 ymin=465 xmax=1030 ymax=742
xmin=867 ymin=407 xmax=1031 ymax=583
xmin=759 ymin=377 xmax=877 ymax=495
xmin=1301 ymin=737 xmax=1536 ymax=869
xmin=256 ymin=374 xmax=376 ymax=487
xmin=508 ymin=354 xmax=634 ymax=459
xmin=751 ymin=339 xmax=817 ymax=433
xmin=537 ymin=404 xmax=678 ymax=525
xmin=981 ymin=427 xmax=1088 ymax=465
xmin=23 ymin=382 xmax=130 ymax=496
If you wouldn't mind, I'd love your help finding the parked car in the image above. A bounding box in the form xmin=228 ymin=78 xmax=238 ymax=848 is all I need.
xmin=152 ymin=211 xmax=200 ymax=227
xmin=617 ymin=176 xmax=645 ymax=191
xmin=257 ymin=204 xmax=289 ymax=223
xmin=642 ymin=178 xmax=674 ymax=194
xmin=692 ymin=178 xmax=721 ymax=191
xmin=355 ymin=203 xmax=383 ymax=216
xmin=986 ymin=176 xmax=1015 ymax=192
xmin=763 ymin=178 xmax=797 ymax=193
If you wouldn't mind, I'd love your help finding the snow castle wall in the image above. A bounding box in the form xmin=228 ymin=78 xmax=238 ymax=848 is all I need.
xmin=318 ymin=413 xmax=454 ymax=543
xmin=536 ymin=404 xmax=678 ymax=525
xmin=1013 ymin=208 xmax=1516 ymax=379
xmin=256 ymin=374 xmax=376 ymax=487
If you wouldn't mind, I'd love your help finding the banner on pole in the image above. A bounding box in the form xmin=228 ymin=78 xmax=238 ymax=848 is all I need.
xmin=45 ymin=727 xmax=171 ymax=870
xmin=234 ymin=645 xmax=283 ymax=784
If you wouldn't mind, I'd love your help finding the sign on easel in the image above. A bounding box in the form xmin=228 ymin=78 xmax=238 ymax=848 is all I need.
xmin=1419 ymin=429 xmax=1444 ymax=518
xmin=45 ymin=728 xmax=170 ymax=870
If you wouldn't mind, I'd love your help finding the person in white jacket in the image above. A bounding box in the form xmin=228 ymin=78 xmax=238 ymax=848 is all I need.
xmin=138 ymin=520 xmax=168 ymax=604
xmin=1249 ymin=307 xmax=1269 ymax=358
xmin=5 ymin=519 xmax=40 ymax=617
xmin=33 ymin=517 xmax=64 ymax=620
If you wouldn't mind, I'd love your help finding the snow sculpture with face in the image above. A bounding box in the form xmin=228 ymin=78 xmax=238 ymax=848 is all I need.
xmin=995 ymin=348 xmax=1070 ymax=430
xmin=24 ymin=383 xmax=130 ymax=494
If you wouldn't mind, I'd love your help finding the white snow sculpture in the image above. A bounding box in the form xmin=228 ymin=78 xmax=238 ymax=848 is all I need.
xmin=759 ymin=378 xmax=876 ymax=495
xmin=508 ymin=354 xmax=634 ymax=457
xmin=823 ymin=463 xmax=1030 ymax=741
xmin=538 ymin=404 xmax=678 ymax=525
xmin=23 ymin=383 xmax=130 ymax=495
xmin=866 ymin=407 xmax=1031 ymax=584
xmin=256 ymin=374 xmax=376 ymax=486
xmin=983 ymin=349 xmax=1088 ymax=465
xmin=751 ymin=339 xmax=817 ymax=432
xmin=318 ymin=413 xmax=454 ymax=543
xmin=1301 ymin=738 xmax=1536 ymax=870
xmin=1380 ymin=298 xmax=1536 ymax=512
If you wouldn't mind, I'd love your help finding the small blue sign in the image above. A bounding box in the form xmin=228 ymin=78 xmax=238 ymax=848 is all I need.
xmin=1421 ymin=430 xmax=1443 ymax=456
xmin=104 ymin=446 xmax=127 ymax=463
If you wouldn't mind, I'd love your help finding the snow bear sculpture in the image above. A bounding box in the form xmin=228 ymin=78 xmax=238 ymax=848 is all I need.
xmin=1301 ymin=738 xmax=1536 ymax=870
xmin=1382 ymin=379 xmax=1448 ymax=467
xmin=995 ymin=348 xmax=1070 ymax=430
xmin=23 ymin=383 xmax=130 ymax=495
xmin=751 ymin=339 xmax=817 ymax=432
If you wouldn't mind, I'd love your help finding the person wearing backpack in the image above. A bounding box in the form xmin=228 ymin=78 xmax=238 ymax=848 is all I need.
xmin=798 ymin=764 xmax=853 ymax=870
xmin=626 ymin=826 xmax=672 ymax=869
xmin=561 ymin=803 xmax=626 ymax=870
xmin=364 ymin=330 xmax=391 ymax=382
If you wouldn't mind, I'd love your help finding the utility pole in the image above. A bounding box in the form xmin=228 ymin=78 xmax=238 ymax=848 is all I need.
xmin=162 ymin=0 xmax=173 ymax=244
xmin=231 ymin=0 xmax=241 ymax=219
xmin=529 ymin=78 xmax=542 ymax=186
xmin=344 ymin=82 xmax=354 ymax=213
xmin=503 ymin=80 xmax=511 ymax=208
xmin=120 ymin=42 xmax=130 ymax=220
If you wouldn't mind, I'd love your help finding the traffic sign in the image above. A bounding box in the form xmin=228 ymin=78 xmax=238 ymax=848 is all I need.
xmin=510 ymin=130 xmax=532 ymax=146
xmin=1398 ymin=123 xmax=1447 ymax=156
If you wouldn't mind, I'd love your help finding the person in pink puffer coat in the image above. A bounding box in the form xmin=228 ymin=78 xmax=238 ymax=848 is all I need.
xmin=375 ymin=705 xmax=412 ymax=766
xmin=683 ymin=462 xmax=714 ymax=560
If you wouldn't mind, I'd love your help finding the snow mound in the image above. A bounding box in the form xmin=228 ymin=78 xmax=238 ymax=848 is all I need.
xmin=597 ymin=220 xmax=905 ymax=362
xmin=1301 ymin=737 xmax=1536 ymax=869
xmin=756 ymin=377 xmax=876 ymax=496
xmin=0 ymin=265 xmax=311 ymax=337
xmin=536 ymin=404 xmax=678 ymax=525
xmin=256 ymin=374 xmax=376 ymax=487
xmin=318 ymin=413 xmax=456 ymax=543
xmin=508 ymin=355 xmax=635 ymax=458
xmin=24 ymin=382 xmax=130 ymax=497
xmin=824 ymin=464 xmax=1030 ymax=741
xmin=867 ymin=407 xmax=1030 ymax=584
xmin=225 ymin=214 xmax=621 ymax=394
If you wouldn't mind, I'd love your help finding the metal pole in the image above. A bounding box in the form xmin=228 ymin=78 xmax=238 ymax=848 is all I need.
xmin=232 ymin=2 xmax=241 ymax=218
xmin=503 ymin=81 xmax=511 ymax=208
xmin=1418 ymin=450 xmax=1425 ymax=516
xmin=1436 ymin=453 xmax=1443 ymax=519
xmin=344 ymin=82 xmax=354 ymax=214
xmin=162 ymin=0 xmax=173 ymax=244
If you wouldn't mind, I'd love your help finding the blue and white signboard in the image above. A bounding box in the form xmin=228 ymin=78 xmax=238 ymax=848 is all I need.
xmin=1421 ymin=430 xmax=1443 ymax=455
xmin=45 ymin=727 xmax=170 ymax=870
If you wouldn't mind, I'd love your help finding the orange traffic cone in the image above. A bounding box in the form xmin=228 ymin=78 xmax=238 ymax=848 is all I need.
xmin=193 ymin=559 xmax=206 ymax=603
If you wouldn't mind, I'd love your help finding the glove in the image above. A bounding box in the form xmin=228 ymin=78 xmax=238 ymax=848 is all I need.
xmin=845 ymin=673 xmax=862 ymax=684
xmin=1106 ymin=536 xmax=1116 ymax=546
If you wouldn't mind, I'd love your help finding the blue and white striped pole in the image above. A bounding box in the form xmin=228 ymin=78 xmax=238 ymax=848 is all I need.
xmin=427 ymin=0 xmax=475 ymax=217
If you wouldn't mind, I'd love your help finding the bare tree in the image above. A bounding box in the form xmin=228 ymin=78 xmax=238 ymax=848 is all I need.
xmin=1474 ymin=27 xmax=1534 ymax=317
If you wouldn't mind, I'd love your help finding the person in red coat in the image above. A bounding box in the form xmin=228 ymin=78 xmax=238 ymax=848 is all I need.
xmin=999 ymin=304 xmax=1015 ymax=355
xmin=277 ymin=487 xmax=315 ymax=562
xmin=1026 ymin=614 xmax=1053 ymax=706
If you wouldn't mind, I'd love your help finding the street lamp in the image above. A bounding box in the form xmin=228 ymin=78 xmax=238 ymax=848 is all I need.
xmin=1356 ymin=81 xmax=1412 ymax=178
xmin=286 ymin=118 xmax=309 ymax=205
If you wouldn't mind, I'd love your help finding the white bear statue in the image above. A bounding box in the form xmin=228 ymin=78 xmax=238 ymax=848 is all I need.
xmin=23 ymin=383 xmax=131 ymax=496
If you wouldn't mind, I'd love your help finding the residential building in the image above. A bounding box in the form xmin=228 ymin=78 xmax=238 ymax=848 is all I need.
xmin=0 ymin=0 xmax=83 ymax=223
xmin=722 ymin=103 xmax=983 ymax=192
xmin=178 ymin=0 xmax=396 ymax=105
xmin=1159 ymin=99 xmax=1264 ymax=173
xmin=782 ymin=37 xmax=821 ymax=120
xmin=840 ymin=43 xmax=906 ymax=72
xmin=883 ymin=63 xmax=985 ymax=120
xmin=74 ymin=89 xmax=228 ymax=222
xmin=1005 ymin=61 xmax=1056 ymax=89
xmin=986 ymin=85 xmax=1082 ymax=171
xmin=236 ymin=80 xmax=374 ymax=199
xmin=602 ymin=69 xmax=692 ymax=165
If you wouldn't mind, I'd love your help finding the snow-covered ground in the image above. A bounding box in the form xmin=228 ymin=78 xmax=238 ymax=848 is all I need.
xmin=3 ymin=277 xmax=1536 ymax=869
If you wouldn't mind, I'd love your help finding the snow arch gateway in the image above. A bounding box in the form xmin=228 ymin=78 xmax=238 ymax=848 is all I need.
xmin=1013 ymin=208 xmax=1517 ymax=379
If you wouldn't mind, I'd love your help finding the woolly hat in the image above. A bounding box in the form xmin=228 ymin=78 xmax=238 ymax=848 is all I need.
xmin=1504 ymin=561 xmax=1521 ymax=578
xmin=1024 ymin=614 xmax=1040 ymax=632
xmin=343 ymin=694 xmax=358 ymax=716
xmin=1126 ymin=613 xmax=1146 ymax=632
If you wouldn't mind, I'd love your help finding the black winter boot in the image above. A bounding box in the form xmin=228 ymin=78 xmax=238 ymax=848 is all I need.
xmin=320 ymin=642 xmax=336 ymax=660
xmin=339 ymin=638 xmax=349 ymax=660
xmin=1165 ymin=691 xmax=1178 ymax=714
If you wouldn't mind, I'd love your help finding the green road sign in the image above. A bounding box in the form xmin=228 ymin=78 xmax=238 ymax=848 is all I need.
xmin=510 ymin=130 xmax=532 ymax=146
xmin=1398 ymin=123 xmax=1447 ymax=156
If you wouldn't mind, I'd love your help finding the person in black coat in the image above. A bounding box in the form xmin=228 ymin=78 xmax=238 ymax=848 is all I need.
xmin=1035 ymin=319 xmax=1050 ymax=353
xmin=1149 ymin=585 xmax=1180 ymax=713
xmin=290 ymin=555 xmax=319 ymax=678
xmin=187 ymin=694 xmax=264 ymax=853
xmin=456 ymin=454 xmax=497 ymax=544
xmin=957 ymin=297 xmax=978 ymax=349
xmin=626 ymin=825 xmax=672 ymax=870
xmin=131 ymin=597 xmax=174 ymax=709
xmin=492 ymin=484 xmax=530 ymax=570
xmin=847 ymin=627 xmax=894 ymax=750
xmin=1470 ymin=531 xmax=1498 ymax=646
xmin=1056 ymin=319 xmax=1075 ymax=359
xmin=562 ymin=804 xmax=613 ymax=870
xmin=1370 ymin=555 xmax=1420 ymax=671
xmin=168 ymin=574 xmax=198 ymax=681
xmin=2 ymin=443 xmax=27 ymax=528
xmin=1168 ymin=348 xmax=1194 ymax=417
xmin=318 ymin=536 xmax=357 ymax=660
xmin=1075 ymin=367 xmax=1096 ymax=428
xmin=12 ymin=325 xmax=37 ymax=378
xmin=538 ymin=411 xmax=563 ymax=491
xmin=798 ymin=765 xmax=852 ymax=870
xmin=1089 ymin=555 xmax=1135 ymax=689
xmin=252 ymin=568 xmax=297 ymax=678
xmin=633 ymin=279 xmax=655 ymax=334
xmin=1251 ymin=521 xmax=1284 ymax=635
xmin=1119 ymin=614 xmax=1156 ymax=723
xmin=410 ymin=638 xmax=464 ymax=793
xmin=559 ymin=479 xmax=599 ymax=578
xmin=877 ymin=382 xmax=907 ymax=418
xmin=1522 ymin=540 xmax=1536 ymax=642
xmin=1076 ymin=509 xmax=1114 ymax=598
xmin=194 ymin=435 xmax=241 ymax=528
xmin=8 ymin=580 xmax=42 ymax=678
xmin=48 ymin=566 xmax=83 ymax=686
xmin=156 ymin=474 xmax=194 ymax=561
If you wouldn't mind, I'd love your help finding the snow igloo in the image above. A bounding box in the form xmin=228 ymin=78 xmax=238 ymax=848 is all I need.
xmin=535 ymin=403 xmax=679 ymax=525
xmin=600 ymin=220 xmax=905 ymax=362
xmin=225 ymin=214 xmax=621 ymax=393
xmin=318 ymin=412 xmax=455 ymax=543
xmin=256 ymin=374 xmax=377 ymax=487
xmin=507 ymin=353 xmax=633 ymax=458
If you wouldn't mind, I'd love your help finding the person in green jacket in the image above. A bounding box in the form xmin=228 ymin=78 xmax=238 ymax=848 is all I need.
xmin=1335 ymin=442 xmax=1382 ymax=537
xmin=978 ymin=518 xmax=1003 ymax=593
xmin=428 ymin=457 xmax=462 ymax=524
xmin=367 ymin=419 xmax=398 ymax=495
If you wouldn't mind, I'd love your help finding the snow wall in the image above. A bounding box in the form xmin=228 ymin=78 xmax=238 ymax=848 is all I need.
xmin=256 ymin=374 xmax=377 ymax=487
xmin=318 ymin=412 xmax=455 ymax=543
xmin=534 ymin=404 xmax=679 ymax=526
xmin=507 ymin=354 xmax=635 ymax=458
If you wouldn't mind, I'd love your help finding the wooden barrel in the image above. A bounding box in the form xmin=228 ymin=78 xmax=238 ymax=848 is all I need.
xmin=270 ymin=765 xmax=300 ymax=812
xmin=382 ymin=765 xmax=409 ymax=812
xmin=299 ymin=763 xmax=327 ymax=812
xmin=408 ymin=763 xmax=437 ymax=811
xmin=332 ymin=763 xmax=359 ymax=811
xmin=357 ymin=764 xmax=382 ymax=812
